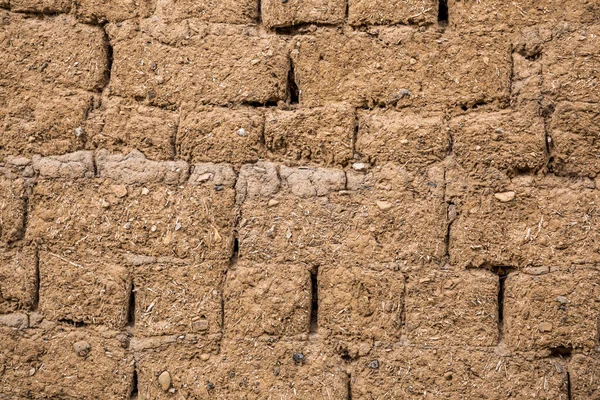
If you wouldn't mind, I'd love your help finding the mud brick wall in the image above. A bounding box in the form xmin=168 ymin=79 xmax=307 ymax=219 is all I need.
xmin=1 ymin=0 xmax=600 ymax=399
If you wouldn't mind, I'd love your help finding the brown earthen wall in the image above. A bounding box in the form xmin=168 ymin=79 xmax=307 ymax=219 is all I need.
xmin=1 ymin=0 xmax=600 ymax=398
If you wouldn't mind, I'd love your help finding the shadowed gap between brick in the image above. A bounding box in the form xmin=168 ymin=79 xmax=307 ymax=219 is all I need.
xmin=491 ymin=267 xmax=513 ymax=340
xmin=127 ymin=282 xmax=135 ymax=327
xmin=33 ymin=248 xmax=40 ymax=310
xmin=438 ymin=0 xmax=448 ymax=24
xmin=347 ymin=373 xmax=352 ymax=400
xmin=58 ymin=319 xmax=87 ymax=327
xmin=130 ymin=366 xmax=139 ymax=399
xmin=310 ymin=267 xmax=319 ymax=333
xmin=288 ymin=62 xmax=300 ymax=104
xmin=567 ymin=371 xmax=572 ymax=400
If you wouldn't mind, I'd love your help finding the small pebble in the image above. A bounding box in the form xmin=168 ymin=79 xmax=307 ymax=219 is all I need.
xmin=268 ymin=199 xmax=280 ymax=207
xmin=494 ymin=191 xmax=515 ymax=202
xmin=352 ymin=162 xmax=368 ymax=171
xmin=214 ymin=185 xmax=224 ymax=192
xmin=376 ymin=200 xmax=393 ymax=211
xmin=193 ymin=319 xmax=209 ymax=331
xmin=556 ymin=296 xmax=568 ymax=305
xmin=368 ymin=360 xmax=379 ymax=369
xmin=292 ymin=353 xmax=305 ymax=363
xmin=444 ymin=372 xmax=453 ymax=380
xmin=200 ymin=353 xmax=210 ymax=361
xmin=141 ymin=187 xmax=150 ymax=195
xmin=73 ymin=340 xmax=91 ymax=357
xmin=538 ymin=322 xmax=553 ymax=332
xmin=174 ymin=222 xmax=182 ymax=231
xmin=158 ymin=371 xmax=171 ymax=392
xmin=75 ymin=127 xmax=84 ymax=137
xmin=237 ymin=128 xmax=247 ymax=137
xmin=111 ymin=184 xmax=128 ymax=198
xmin=123 ymin=222 xmax=131 ymax=230
xmin=207 ymin=382 xmax=215 ymax=390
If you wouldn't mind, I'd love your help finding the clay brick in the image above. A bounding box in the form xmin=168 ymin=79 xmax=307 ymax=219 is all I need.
xmin=108 ymin=20 xmax=289 ymax=107
xmin=404 ymin=268 xmax=499 ymax=347
xmin=132 ymin=336 xmax=220 ymax=398
xmin=237 ymin=163 xmax=446 ymax=266
xmin=262 ymin=0 xmax=345 ymax=29
xmin=264 ymin=104 xmax=354 ymax=167
xmin=96 ymin=150 xmax=189 ymax=185
xmin=352 ymin=346 xmax=567 ymax=399
xmin=76 ymin=0 xmax=154 ymax=23
xmin=0 ymin=246 xmax=36 ymax=313
xmin=28 ymin=171 xmax=235 ymax=260
xmin=38 ymin=251 xmax=131 ymax=328
xmin=356 ymin=109 xmax=447 ymax=168
xmin=0 ymin=325 xmax=134 ymax=399
xmin=450 ymin=175 xmax=600 ymax=269
xmin=219 ymin=340 xmax=348 ymax=398
xmin=32 ymin=151 xmax=95 ymax=179
xmin=348 ymin=0 xmax=437 ymax=26
xmin=450 ymin=105 xmax=547 ymax=178
xmin=449 ymin=0 xmax=600 ymax=29
xmin=224 ymin=261 xmax=311 ymax=339
xmin=319 ymin=263 xmax=404 ymax=342
xmin=291 ymin=28 xmax=511 ymax=108
xmin=0 ymin=11 xmax=109 ymax=91
xmin=177 ymin=104 xmax=264 ymax=165
xmin=550 ymin=102 xmax=600 ymax=177
xmin=0 ymin=87 xmax=92 ymax=161
xmin=155 ymin=0 xmax=257 ymax=24
xmin=0 ymin=176 xmax=25 ymax=244
xmin=134 ymin=339 xmax=347 ymax=398
xmin=9 ymin=0 xmax=71 ymax=13
xmin=569 ymin=354 xmax=600 ymax=400
xmin=503 ymin=269 xmax=600 ymax=353
xmin=86 ymin=97 xmax=178 ymax=161
xmin=131 ymin=255 xmax=223 ymax=337
xmin=541 ymin=24 xmax=600 ymax=103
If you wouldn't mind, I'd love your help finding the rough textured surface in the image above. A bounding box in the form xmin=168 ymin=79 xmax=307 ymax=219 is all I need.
xmin=348 ymin=0 xmax=437 ymax=26
xmin=262 ymin=0 xmax=345 ymax=29
xmin=108 ymin=19 xmax=289 ymax=107
xmin=2 ymin=1 xmax=599 ymax=398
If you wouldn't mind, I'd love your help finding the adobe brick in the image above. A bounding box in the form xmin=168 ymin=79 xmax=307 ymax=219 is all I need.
xmin=0 ymin=325 xmax=134 ymax=399
xmin=131 ymin=255 xmax=223 ymax=337
xmin=0 ymin=176 xmax=25 ymax=244
xmin=0 ymin=11 xmax=109 ymax=91
xmin=155 ymin=0 xmax=257 ymax=24
xmin=503 ymin=268 xmax=600 ymax=353
xmin=0 ymin=246 xmax=36 ymax=314
xmin=541 ymin=24 xmax=600 ymax=104
xmin=356 ymin=109 xmax=448 ymax=168
xmin=237 ymin=163 xmax=446 ymax=266
xmin=38 ymin=250 xmax=131 ymax=328
xmin=262 ymin=0 xmax=345 ymax=29
xmin=319 ymin=263 xmax=404 ymax=343
xmin=76 ymin=0 xmax=154 ymax=23
xmin=0 ymin=87 xmax=92 ymax=162
xmin=348 ymin=0 xmax=437 ymax=26
xmin=449 ymin=0 xmax=600 ymax=30
xmin=550 ymin=102 xmax=600 ymax=177
xmin=449 ymin=175 xmax=600 ymax=269
xmin=264 ymin=104 xmax=355 ymax=167
xmin=450 ymin=104 xmax=547 ymax=178
xmin=404 ymin=268 xmax=499 ymax=347
xmin=224 ymin=261 xmax=311 ymax=339
xmin=108 ymin=20 xmax=289 ymax=107
xmin=9 ymin=0 xmax=71 ymax=13
xmin=352 ymin=346 xmax=567 ymax=399
xmin=28 ymin=173 xmax=235 ymax=260
xmin=85 ymin=96 xmax=178 ymax=161
xmin=569 ymin=354 xmax=600 ymax=400
xmin=177 ymin=104 xmax=265 ymax=165
xmin=291 ymin=27 xmax=511 ymax=108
